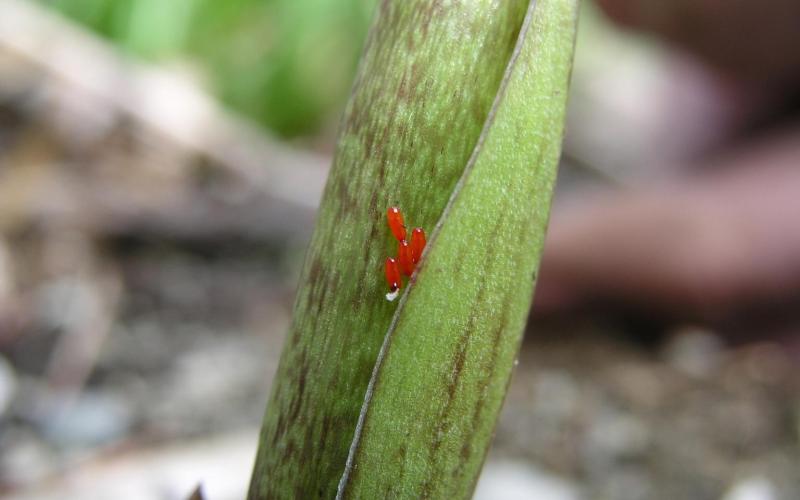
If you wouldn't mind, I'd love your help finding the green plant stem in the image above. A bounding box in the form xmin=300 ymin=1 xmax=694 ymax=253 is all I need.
xmin=248 ymin=0 xmax=578 ymax=498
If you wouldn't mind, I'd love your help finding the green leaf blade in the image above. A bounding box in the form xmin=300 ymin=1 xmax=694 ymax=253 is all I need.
xmin=339 ymin=0 xmax=579 ymax=497
xmin=248 ymin=1 xmax=532 ymax=498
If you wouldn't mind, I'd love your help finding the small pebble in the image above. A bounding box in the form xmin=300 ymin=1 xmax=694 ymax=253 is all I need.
xmin=722 ymin=476 xmax=776 ymax=500
xmin=662 ymin=326 xmax=723 ymax=378
xmin=0 ymin=355 xmax=17 ymax=416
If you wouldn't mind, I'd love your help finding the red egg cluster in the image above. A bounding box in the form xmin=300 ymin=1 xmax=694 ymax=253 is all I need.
xmin=384 ymin=207 xmax=426 ymax=301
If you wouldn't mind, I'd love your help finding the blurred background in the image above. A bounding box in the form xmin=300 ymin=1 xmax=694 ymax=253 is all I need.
xmin=0 ymin=0 xmax=798 ymax=499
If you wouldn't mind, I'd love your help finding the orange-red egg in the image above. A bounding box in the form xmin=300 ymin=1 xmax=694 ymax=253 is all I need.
xmin=387 ymin=206 xmax=406 ymax=242
xmin=384 ymin=257 xmax=401 ymax=292
xmin=398 ymin=240 xmax=414 ymax=276
xmin=410 ymin=227 xmax=426 ymax=264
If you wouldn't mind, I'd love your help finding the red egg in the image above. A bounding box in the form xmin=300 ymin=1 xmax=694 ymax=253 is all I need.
xmin=387 ymin=206 xmax=406 ymax=242
xmin=410 ymin=227 xmax=426 ymax=264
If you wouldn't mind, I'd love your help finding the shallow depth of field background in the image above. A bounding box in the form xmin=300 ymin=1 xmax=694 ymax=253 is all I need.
xmin=0 ymin=1 xmax=798 ymax=499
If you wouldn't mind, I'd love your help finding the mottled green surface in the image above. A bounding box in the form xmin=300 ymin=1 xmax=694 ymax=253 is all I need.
xmin=341 ymin=0 xmax=578 ymax=497
xmin=248 ymin=0 xmax=577 ymax=498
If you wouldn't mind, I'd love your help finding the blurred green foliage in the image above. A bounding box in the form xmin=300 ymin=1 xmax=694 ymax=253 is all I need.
xmin=44 ymin=0 xmax=377 ymax=138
